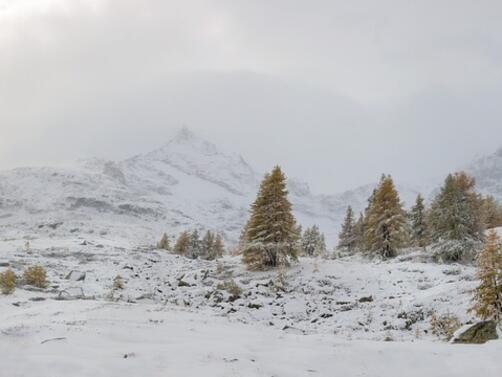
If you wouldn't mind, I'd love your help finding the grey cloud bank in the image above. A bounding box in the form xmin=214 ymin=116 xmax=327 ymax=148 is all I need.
xmin=1 ymin=0 xmax=502 ymax=192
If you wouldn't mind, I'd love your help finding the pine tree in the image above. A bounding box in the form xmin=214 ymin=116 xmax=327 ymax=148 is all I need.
xmin=187 ymin=230 xmax=201 ymax=259
xmin=470 ymin=229 xmax=502 ymax=322
xmin=213 ymin=234 xmax=225 ymax=259
xmin=361 ymin=189 xmax=377 ymax=250
xmin=197 ymin=231 xmax=224 ymax=260
xmin=481 ymin=195 xmax=502 ymax=229
xmin=157 ymin=232 xmax=170 ymax=250
xmin=410 ymin=194 xmax=430 ymax=248
xmin=430 ymin=172 xmax=483 ymax=242
xmin=174 ymin=231 xmax=190 ymax=256
xmin=354 ymin=213 xmax=365 ymax=251
xmin=302 ymin=225 xmax=327 ymax=256
xmin=241 ymin=166 xmax=299 ymax=270
xmin=365 ymin=175 xmax=408 ymax=258
xmin=338 ymin=206 xmax=356 ymax=252
xmin=429 ymin=172 xmax=484 ymax=261
xmin=200 ymin=230 xmax=215 ymax=260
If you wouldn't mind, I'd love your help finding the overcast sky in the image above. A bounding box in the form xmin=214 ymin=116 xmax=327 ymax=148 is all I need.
xmin=1 ymin=0 xmax=502 ymax=193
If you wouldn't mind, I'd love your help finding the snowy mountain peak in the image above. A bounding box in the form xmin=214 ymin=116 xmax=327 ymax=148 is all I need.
xmin=125 ymin=129 xmax=259 ymax=197
xmin=172 ymin=126 xmax=196 ymax=143
xmin=148 ymin=127 xmax=221 ymax=161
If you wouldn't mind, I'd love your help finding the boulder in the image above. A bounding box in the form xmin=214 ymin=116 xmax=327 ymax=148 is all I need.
xmin=358 ymin=295 xmax=373 ymax=303
xmin=451 ymin=321 xmax=499 ymax=344
xmin=56 ymin=287 xmax=85 ymax=300
xmin=65 ymin=270 xmax=86 ymax=281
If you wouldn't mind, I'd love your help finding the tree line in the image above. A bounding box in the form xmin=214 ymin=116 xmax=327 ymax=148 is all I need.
xmin=337 ymin=172 xmax=502 ymax=262
xmin=157 ymin=230 xmax=225 ymax=260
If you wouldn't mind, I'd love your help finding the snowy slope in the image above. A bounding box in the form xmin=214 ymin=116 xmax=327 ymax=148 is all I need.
xmin=0 ymin=233 xmax=500 ymax=377
xmin=1 ymin=300 xmax=500 ymax=377
xmin=468 ymin=147 xmax=502 ymax=201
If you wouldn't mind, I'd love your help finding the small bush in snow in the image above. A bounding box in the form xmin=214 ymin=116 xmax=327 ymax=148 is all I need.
xmin=113 ymin=275 xmax=125 ymax=290
xmin=216 ymin=261 xmax=225 ymax=274
xmin=23 ymin=266 xmax=48 ymax=288
xmin=0 ymin=269 xmax=17 ymax=294
xmin=430 ymin=312 xmax=461 ymax=340
xmin=216 ymin=280 xmax=242 ymax=297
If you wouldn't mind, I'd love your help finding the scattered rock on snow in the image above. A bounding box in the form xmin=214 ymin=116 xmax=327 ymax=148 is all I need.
xmin=178 ymin=280 xmax=191 ymax=287
xmin=29 ymin=297 xmax=46 ymax=302
xmin=65 ymin=270 xmax=86 ymax=281
xmin=451 ymin=321 xmax=499 ymax=344
xmin=56 ymin=287 xmax=85 ymax=300
xmin=41 ymin=337 xmax=67 ymax=344
xmin=282 ymin=325 xmax=305 ymax=335
xmin=358 ymin=296 xmax=373 ymax=303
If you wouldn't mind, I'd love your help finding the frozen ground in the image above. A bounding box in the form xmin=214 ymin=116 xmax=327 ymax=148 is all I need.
xmin=1 ymin=234 xmax=501 ymax=376
xmin=1 ymin=300 xmax=501 ymax=377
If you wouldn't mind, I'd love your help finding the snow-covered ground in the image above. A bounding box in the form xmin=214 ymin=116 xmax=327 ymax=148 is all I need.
xmin=1 ymin=234 xmax=501 ymax=376
xmin=2 ymin=299 xmax=501 ymax=377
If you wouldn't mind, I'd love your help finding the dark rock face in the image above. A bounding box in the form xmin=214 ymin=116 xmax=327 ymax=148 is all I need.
xmin=451 ymin=321 xmax=499 ymax=344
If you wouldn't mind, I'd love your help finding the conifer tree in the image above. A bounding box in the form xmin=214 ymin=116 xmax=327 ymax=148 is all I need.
xmin=429 ymin=172 xmax=484 ymax=261
xmin=197 ymin=231 xmax=225 ymax=260
xmin=213 ymin=234 xmax=225 ymax=259
xmin=338 ymin=206 xmax=356 ymax=252
xmin=174 ymin=231 xmax=190 ymax=255
xmin=302 ymin=225 xmax=327 ymax=256
xmin=361 ymin=189 xmax=377 ymax=250
xmin=157 ymin=232 xmax=170 ymax=250
xmin=410 ymin=194 xmax=430 ymax=248
xmin=200 ymin=230 xmax=215 ymax=260
xmin=481 ymin=195 xmax=502 ymax=229
xmin=365 ymin=175 xmax=408 ymax=258
xmin=470 ymin=229 xmax=502 ymax=322
xmin=430 ymin=172 xmax=483 ymax=242
xmin=241 ymin=166 xmax=299 ymax=270
xmin=354 ymin=213 xmax=365 ymax=251
xmin=187 ymin=229 xmax=201 ymax=259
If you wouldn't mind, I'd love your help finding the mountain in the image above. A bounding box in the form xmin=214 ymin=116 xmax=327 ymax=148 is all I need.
xmin=0 ymin=128 xmax=431 ymax=246
xmin=467 ymin=147 xmax=502 ymax=201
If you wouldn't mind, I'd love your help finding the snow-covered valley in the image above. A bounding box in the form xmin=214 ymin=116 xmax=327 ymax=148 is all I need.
xmin=2 ymin=299 xmax=500 ymax=377
xmin=1 ymin=233 xmax=501 ymax=376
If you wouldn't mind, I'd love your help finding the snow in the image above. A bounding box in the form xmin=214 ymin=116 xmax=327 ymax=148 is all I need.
xmin=1 ymin=232 xmax=501 ymax=376
xmin=1 ymin=300 xmax=501 ymax=377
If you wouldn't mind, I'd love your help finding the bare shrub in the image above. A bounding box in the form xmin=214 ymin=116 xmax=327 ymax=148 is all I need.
xmin=23 ymin=266 xmax=48 ymax=288
xmin=0 ymin=269 xmax=17 ymax=294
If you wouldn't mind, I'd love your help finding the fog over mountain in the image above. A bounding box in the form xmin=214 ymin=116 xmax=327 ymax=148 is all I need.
xmin=1 ymin=1 xmax=502 ymax=192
